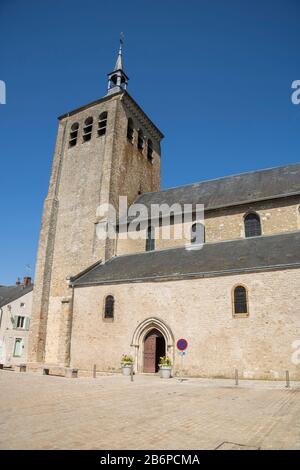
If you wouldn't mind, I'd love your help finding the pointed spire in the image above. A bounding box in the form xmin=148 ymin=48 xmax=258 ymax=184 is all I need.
xmin=107 ymin=33 xmax=129 ymax=96
xmin=114 ymin=35 xmax=123 ymax=71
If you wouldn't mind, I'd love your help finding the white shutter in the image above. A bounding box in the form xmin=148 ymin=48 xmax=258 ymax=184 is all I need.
xmin=25 ymin=317 xmax=30 ymax=330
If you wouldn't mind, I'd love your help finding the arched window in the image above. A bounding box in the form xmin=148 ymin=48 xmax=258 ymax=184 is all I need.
xmin=233 ymin=285 xmax=248 ymax=316
xmin=191 ymin=222 xmax=205 ymax=244
xmin=147 ymin=139 xmax=153 ymax=162
xmin=244 ymin=212 xmax=261 ymax=238
xmin=127 ymin=118 xmax=134 ymax=143
xmin=69 ymin=122 xmax=79 ymax=147
xmin=98 ymin=112 xmax=107 ymax=136
xmin=146 ymin=225 xmax=155 ymax=252
xmin=104 ymin=295 xmax=114 ymax=319
xmin=137 ymin=129 xmax=144 ymax=151
xmin=83 ymin=117 xmax=93 ymax=142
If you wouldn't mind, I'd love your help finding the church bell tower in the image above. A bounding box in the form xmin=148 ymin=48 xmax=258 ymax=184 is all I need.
xmin=28 ymin=39 xmax=164 ymax=367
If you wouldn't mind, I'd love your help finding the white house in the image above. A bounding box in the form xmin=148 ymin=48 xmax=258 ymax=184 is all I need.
xmin=0 ymin=278 xmax=33 ymax=366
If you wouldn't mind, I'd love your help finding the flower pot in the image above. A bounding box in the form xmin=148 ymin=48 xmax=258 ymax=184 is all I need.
xmin=159 ymin=366 xmax=172 ymax=379
xmin=121 ymin=364 xmax=133 ymax=376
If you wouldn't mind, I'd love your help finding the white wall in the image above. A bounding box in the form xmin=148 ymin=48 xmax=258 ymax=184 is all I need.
xmin=0 ymin=290 xmax=32 ymax=366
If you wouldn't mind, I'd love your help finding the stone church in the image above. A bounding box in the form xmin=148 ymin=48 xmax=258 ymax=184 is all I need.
xmin=28 ymin=44 xmax=300 ymax=380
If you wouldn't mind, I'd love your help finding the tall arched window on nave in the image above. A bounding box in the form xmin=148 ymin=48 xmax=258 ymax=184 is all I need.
xmin=190 ymin=222 xmax=205 ymax=244
xmin=104 ymin=295 xmax=114 ymax=319
xmin=146 ymin=225 xmax=155 ymax=252
xmin=244 ymin=212 xmax=261 ymax=238
xmin=233 ymin=285 xmax=249 ymax=316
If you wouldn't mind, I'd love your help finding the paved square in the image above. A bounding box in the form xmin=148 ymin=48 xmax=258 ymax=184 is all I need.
xmin=0 ymin=371 xmax=299 ymax=450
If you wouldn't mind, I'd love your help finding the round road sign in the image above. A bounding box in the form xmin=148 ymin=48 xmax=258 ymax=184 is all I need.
xmin=177 ymin=338 xmax=188 ymax=351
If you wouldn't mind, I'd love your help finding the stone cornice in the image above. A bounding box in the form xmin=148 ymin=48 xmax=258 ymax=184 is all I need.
xmin=120 ymin=92 xmax=164 ymax=142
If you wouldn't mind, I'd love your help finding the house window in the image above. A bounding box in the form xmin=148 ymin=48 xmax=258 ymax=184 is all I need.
xmin=146 ymin=225 xmax=155 ymax=252
xmin=233 ymin=285 xmax=249 ymax=316
xmin=137 ymin=129 xmax=144 ymax=151
xmin=98 ymin=112 xmax=108 ymax=136
xmin=16 ymin=316 xmax=25 ymax=329
xmin=83 ymin=117 xmax=93 ymax=142
xmin=69 ymin=122 xmax=79 ymax=147
xmin=104 ymin=295 xmax=114 ymax=319
xmin=191 ymin=222 xmax=205 ymax=244
xmin=147 ymin=139 xmax=153 ymax=162
xmin=127 ymin=118 xmax=134 ymax=143
xmin=13 ymin=338 xmax=23 ymax=357
xmin=244 ymin=212 xmax=261 ymax=238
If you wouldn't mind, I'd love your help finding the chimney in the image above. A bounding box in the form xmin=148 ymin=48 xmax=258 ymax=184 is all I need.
xmin=23 ymin=276 xmax=32 ymax=286
xmin=16 ymin=277 xmax=21 ymax=285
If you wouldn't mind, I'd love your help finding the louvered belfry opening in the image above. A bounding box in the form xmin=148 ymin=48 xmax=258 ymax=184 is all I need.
xmin=69 ymin=122 xmax=79 ymax=147
xmin=83 ymin=117 xmax=93 ymax=142
xmin=98 ymin=112 xmax=108 ymax=136
xmin=127 ymin=118 xmax=134 ymax=143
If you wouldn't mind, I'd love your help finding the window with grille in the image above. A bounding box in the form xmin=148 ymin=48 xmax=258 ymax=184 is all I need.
xmin=244 ymin=212 xmax=261 ymax=237
xmin=16 ymin=316 xmax=25 ymax=328
xmin=104 ymin=295 xmax=114 ymax=319
xmin=127 ymin=118 xmax=134 ymax=143
xmin=191 ymin=223 xmax=205 ymax=244
xmin=147 ymin=139 xmax=153 ymax=162
xmin=146 ymin=225 xmax=155 ymax=252
xmin=137 ymin=129 xmax=144 ymax=151
xmin=69 ymin=122 xmax=79 ymax=147
xmin=98 ymin=112 xmax=108 ymax=136
xmin=83 ymin=117 xmax=93 ymax=142
xmin=233 ymin=286 xmax=248 ymax=315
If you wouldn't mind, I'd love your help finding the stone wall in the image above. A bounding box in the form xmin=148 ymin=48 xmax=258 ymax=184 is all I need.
xmin=117 ymin=196 xmax=300 ymax=255
xmin=70 ymin=268 xmax=300 ymax=380
xmin=28 ymin=92 xmax=163 ymax=366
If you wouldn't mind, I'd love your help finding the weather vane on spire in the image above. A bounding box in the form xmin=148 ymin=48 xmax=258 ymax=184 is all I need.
xmin=120 ymin=32 xmax=124 ymax=47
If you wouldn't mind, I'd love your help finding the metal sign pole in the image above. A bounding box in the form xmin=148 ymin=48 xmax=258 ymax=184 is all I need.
xmin=180 ymin=352 xmax=184 ymax=383
xmin=176 ymin=338 xmax=188 ymax=382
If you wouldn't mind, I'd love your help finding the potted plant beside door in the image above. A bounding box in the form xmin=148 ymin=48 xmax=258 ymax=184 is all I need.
xmin=121 ymin=354 xmax=134 ymax=376
xmin=159 ymin=356 xmax=172 ymax=379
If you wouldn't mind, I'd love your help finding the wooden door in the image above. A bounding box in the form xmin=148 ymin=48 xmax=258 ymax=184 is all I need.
xmin=144 ymin=333 xmax=157 ymax=373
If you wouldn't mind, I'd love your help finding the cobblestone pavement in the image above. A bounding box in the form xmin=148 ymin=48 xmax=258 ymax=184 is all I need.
xmin=0 ymin=371 xmax=300 ymax=450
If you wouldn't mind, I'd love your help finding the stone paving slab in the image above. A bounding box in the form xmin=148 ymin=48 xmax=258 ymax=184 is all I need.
xmin=0 ymin=371 xmax=299 ymax=450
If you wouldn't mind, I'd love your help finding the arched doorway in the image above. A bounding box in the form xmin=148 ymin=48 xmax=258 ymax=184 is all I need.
xmin=131 ymin=317 xmax=174 ymax=373
xmin=143 ymin=329 xmax=166 ymax=373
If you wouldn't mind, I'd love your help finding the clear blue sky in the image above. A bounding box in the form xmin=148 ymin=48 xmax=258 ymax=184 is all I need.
xmin=0 ymin=0 xmax=299 ymax=285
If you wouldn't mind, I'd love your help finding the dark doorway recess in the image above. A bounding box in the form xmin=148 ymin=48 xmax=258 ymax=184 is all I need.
xmin=143 ymin=329 xmax=166 ymax=373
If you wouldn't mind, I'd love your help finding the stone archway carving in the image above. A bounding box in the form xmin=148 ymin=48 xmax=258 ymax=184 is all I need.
xmin=131 ymin=317 xmax=175 ymax=373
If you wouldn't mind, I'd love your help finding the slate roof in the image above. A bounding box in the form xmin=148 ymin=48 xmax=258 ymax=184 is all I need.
xmin=0 ymin=284 xmax=33 ymax=308
xmin=131 ymin=163 xmax=300 ymax=216
xmin=71 ymin=231 xmax=300 ymax=287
